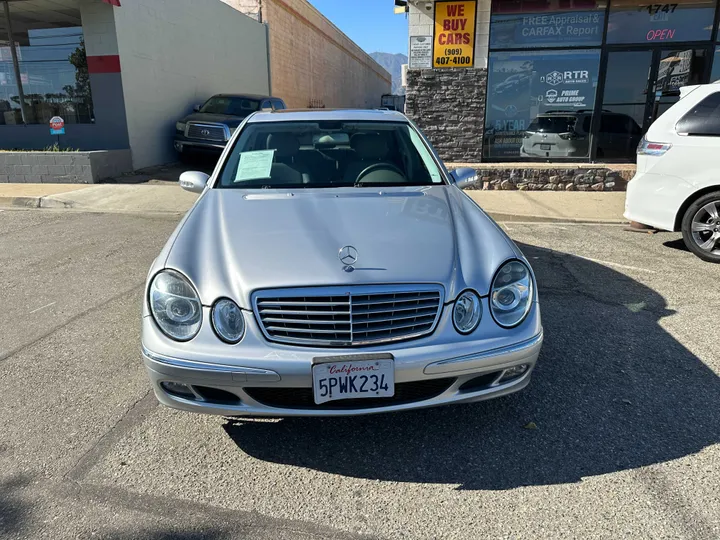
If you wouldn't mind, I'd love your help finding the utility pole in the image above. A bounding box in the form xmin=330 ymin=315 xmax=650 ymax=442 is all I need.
xmin=2 ymin=0 xmax=29 ymax=124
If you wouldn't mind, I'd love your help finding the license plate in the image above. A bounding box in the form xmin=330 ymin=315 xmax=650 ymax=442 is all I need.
xmin=540 ymin=144 xmax=552 ymax=150
xmin=312 ymin=354 xmax=395 ymax=404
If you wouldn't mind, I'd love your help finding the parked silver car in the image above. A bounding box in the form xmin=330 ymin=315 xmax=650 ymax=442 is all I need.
xmin=142 ymin=109 xmax=543 ymax=416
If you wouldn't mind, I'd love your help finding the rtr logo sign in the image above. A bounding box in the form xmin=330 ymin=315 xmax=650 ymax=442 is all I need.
xmin=542 ymin=70 xmax=590 ymax=86
xmin=545 ymin=71 xmax=564 ymax=86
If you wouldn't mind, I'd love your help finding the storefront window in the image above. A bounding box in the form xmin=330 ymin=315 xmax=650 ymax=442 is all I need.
xmin=606 ymin=0 xmax=716 ymax=44
xmin=0 ymin=5 xmax=93 ymax=125
xmin=711 ymin=46 xmax=720 ymax=81
xmin=484 ymin=49 xmax=601 ymax=159
xmin=490 ymin=0 xmax=606 ymax=49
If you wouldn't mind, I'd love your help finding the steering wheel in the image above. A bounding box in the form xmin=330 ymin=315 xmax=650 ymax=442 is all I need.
xmin=355 ymin=163 xmax=405 ymax=185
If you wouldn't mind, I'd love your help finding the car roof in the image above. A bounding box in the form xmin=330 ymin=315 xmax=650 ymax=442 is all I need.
xmin=211 ymin=93 xmax=280 ymax=101
xmin=247 ymin=109 xmax=408 ymax=123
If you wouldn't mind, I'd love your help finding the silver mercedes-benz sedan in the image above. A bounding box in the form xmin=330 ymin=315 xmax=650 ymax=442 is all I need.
xmin=142 ymin=109 xmax=543 ymax=416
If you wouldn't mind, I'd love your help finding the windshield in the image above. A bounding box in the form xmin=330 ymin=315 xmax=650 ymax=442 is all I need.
xmin=527 ymin=116 xmax=578 ymax=134
xmin=199 ymin=96 xmax=261 ymax=116
xmin=216 ymin=121 xmax=446 ymax=189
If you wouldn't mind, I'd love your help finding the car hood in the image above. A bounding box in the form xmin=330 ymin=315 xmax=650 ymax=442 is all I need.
xmin=162 ymin=186 xmax=520 ymax=308
xmin=180 ymin=112 xmax=246 ymax=128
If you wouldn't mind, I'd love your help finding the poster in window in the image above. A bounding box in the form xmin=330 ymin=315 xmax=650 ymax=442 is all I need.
xmin=484 ymin=50 xmax=601 ymax=158
xmin=433 ymin=1 xmax=476 ymax=68
xmin=490 ymin=11 xmax=604 ymax=49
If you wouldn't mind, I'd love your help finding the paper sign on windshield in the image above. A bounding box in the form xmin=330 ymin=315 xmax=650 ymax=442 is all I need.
xmin=234 ymin=150 xmax=274 ymax=182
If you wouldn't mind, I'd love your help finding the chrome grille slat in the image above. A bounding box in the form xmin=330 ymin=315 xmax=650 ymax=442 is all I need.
xmin=262 ymin=317 xmax=351 ymax=325
xmin=186 ymin=122 xmax=227 ymax=142
xmin=265 ymin=326 xmax=351 ymax=334
xmin=351 ymin=295 xmax=439 ymax=306
xmin=352 ymin=301 xmax=438 ymax=314
xmin=353 ymin=311 xmax=438 ymax=325
xmin=259 ymin=309 xmax=351 ymax=316
xmin=254 ymin=286 xmax=443 ymax=347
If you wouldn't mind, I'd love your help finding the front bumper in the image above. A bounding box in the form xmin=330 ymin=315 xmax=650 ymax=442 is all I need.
xmin=174 ymin=135 xmax=226 ymax=153
xmin=142 ymin=331 xmax=543 ymax=417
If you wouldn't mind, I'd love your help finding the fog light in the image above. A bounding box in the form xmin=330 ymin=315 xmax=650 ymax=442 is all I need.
xmin=161 ymin=381 xmax=195 ymax=399
xmin=174 ymin=142 xmax=183 ymax=152
xmin=498 ymin=364 xmax=529 ymax=383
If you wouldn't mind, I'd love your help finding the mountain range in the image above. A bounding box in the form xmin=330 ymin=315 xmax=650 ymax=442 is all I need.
xmin=370 ymin=52 xmax=408 ymax=95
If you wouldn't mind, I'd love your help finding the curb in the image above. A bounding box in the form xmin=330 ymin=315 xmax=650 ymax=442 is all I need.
xmin=486 ymin=212 xmax=626 ymax=224
xmin=0 ymin=196 xmax=41 ymax=208
xmin=0 ymin=195 xmax=75 ymax=209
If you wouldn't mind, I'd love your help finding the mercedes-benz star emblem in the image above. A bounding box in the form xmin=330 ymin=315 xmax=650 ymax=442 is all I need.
xmin=338 ymin=246 xmax=358 ymax=270
xmin=200 ymin=129 xmax=211 ymax=137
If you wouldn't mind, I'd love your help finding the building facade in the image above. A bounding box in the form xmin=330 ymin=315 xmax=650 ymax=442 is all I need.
xmin=230 ymin=0 xmax=392 ymax=110
xmin=405 ymin=0 xmax=720 ymax=164
xmin=1 ymin=0 xmax=391 ymax=172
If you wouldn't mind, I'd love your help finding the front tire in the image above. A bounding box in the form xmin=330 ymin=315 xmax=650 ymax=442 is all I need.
xmin=681 ymin=191 xmax=720 ymax=263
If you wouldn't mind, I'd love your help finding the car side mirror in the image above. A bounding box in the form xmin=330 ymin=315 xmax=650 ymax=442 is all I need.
xmin=193 ymin=104 xmax=201 ymax=112
xmin=450 ymin=167 xmax=478 ymax=189
xmin=179 ymin=171 xmax=210 ymax=194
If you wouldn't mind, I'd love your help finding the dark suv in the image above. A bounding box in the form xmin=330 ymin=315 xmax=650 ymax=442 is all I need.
xmin=174 ymin=94 xmax=286 ymax=160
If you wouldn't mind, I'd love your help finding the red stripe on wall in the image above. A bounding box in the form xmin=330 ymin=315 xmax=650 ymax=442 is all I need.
xmin=102 ymin=0 xmax=121 ymax=6
xmin=87 ymin=55 xmax=121 ymax=74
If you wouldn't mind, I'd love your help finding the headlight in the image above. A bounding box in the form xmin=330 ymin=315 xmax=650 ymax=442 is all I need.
xmin=176 ymin=121 xmax=186 ymax=132
xmin=149 ymin=270 xmax=202 ymax=341
xmin=453 ymin=290 xmax=482 ymax=334
xmin=211 ymin=298 xmax=245 ymax=343
xmin=490 ymin=260 xmax=533 ymax=328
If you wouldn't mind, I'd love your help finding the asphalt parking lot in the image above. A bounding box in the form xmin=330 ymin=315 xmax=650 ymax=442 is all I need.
xmin=1 ymin=209 xmax=718 ymax=539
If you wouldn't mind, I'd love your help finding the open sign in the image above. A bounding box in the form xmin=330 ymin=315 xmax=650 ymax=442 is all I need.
xmin=49 ymin=116 xmax=65 ymax=135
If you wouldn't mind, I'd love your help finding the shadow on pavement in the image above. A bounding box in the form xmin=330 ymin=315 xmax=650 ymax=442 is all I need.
xmin=663 ymin=237 xmax=691 ymax=253
xmin=0 ymin=474 xmax=32 ymax=536
xmin=224 ymin=243 xmax=720 ymax=490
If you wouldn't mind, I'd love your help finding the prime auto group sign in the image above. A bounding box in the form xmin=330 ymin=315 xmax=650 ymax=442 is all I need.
xmin=433 ymin=1 xmax=476 ymax=68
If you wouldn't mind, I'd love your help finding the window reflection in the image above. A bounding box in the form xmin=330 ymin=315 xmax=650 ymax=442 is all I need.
xmin=484 ymin=49 xmax=600 ymax=159
xmin=0 ymin=7 xmax=93 ymax=125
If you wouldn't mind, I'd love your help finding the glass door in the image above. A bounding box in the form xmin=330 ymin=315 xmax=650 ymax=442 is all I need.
xmin=594 ymin=47 xmax=711 ymax=160
xmin=653 ymin=48 xmax=710 ymax=118
xmin=595 ymin=50 xmax=653 ymax=160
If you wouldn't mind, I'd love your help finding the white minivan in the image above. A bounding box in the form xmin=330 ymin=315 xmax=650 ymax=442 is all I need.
xmin=625 ymin=82 xmax=720 ymax=263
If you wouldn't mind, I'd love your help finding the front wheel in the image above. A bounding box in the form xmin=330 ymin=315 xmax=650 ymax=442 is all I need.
xmin=681 ymin=191 xmax=720 ymax=263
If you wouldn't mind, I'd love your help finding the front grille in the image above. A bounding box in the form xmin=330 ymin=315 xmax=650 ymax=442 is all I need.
xmin=186 ymin=122 xmax=226 ymax=142
xmin=244 ymin=378 xmax=455 ymax=410
xmin=254 ymin=285 xmax=443 ymax=347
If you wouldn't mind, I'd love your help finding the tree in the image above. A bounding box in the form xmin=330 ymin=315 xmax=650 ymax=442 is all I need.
xmin=68 ymin=38 xmax=93 ymax=120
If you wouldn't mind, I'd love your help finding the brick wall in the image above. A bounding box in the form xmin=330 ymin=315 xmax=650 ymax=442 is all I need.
xmin=231 ymin=0 xmax=391 ymax=109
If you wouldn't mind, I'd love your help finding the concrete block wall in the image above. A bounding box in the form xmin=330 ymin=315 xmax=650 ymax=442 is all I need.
xmin=234 ymin=0 xmax=391 ymax=109
xmin=0 ymin=150 xmax=132 ymax=184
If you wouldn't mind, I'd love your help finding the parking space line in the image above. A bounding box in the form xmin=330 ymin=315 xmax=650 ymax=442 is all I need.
xmin=576 ymin=255 xmax=657 ymax=274
xmin=29 ymin=301 xmax=56 ymax=314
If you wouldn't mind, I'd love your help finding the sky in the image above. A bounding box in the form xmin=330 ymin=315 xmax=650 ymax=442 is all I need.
xmin=308 ymin=0 xmax=409 ymax=56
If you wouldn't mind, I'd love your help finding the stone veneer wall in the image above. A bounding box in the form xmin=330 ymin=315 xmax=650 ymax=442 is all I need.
xmin=405 ymin=68 xmax=487 ymax=163
xmin=459 ymin=166 xmax=636 ymax=191
xmin=0 ymin=150 xmax=132 ymax=183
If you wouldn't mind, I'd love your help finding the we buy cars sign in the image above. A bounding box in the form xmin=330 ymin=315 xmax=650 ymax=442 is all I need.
xmin=433 ymin=1 xmax=476 ymax=68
